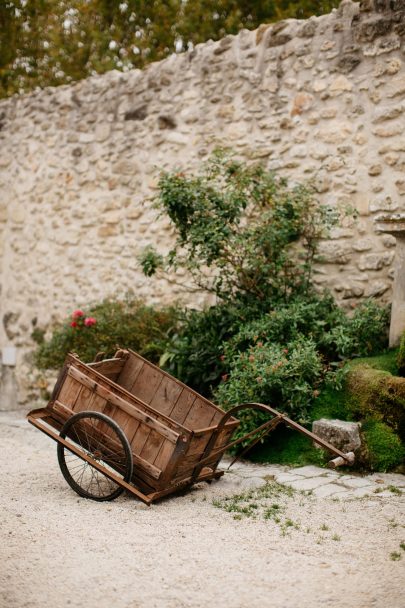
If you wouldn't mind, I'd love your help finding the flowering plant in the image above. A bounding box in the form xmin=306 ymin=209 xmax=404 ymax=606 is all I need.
xmin=35 ymin=296 xmax=179 ymax=370
xmin=70 ymin=310 xmax=97 ymax=329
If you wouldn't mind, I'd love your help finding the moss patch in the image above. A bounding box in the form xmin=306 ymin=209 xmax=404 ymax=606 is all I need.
xmin=248 ymin=425 xmax=326 ymax=467
xmin=346 ymin=364 xmax=405 ymax=440
xmin=348 ymin=349 xmax=399 ymax=375
xmin=362 ymin=420 xmax=405 ymax=472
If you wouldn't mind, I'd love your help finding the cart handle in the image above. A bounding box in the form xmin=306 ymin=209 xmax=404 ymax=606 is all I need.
xmin=192 ymin=402 xmax=355 ymax=482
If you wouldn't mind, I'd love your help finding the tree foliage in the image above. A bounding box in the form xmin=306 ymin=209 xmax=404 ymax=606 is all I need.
xmin=1 ymin=1 xmax=340 ymax=99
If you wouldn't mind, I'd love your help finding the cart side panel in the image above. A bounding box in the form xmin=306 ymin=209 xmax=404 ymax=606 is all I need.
xmin=70 ymin=359 xmax=185 ymax=436
xmin=118 ymin=351 xmax=229 ymax=430
xmin=183 ymin=397 xmax=217 ymax=430
xmin=169 ymin=390 xmax=196 ymax=425
xmin=55 ymin=373 xmax=81 ymax=412
xmin=149 ymin=376 xmax=183 ymax=416
xmin=116 ymin=354 xmax=144 ymax=392
xmin=129 ymin=363 xmax=163 ymax=403
xmin=129 ymin=375 xmax=184 ymax=461
xmin=172 ymin=424 xmax=237 ymax=482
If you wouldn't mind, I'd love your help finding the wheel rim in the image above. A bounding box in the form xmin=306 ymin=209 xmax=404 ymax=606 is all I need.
xmin=57 ymin=411 xmax=133 ymax=501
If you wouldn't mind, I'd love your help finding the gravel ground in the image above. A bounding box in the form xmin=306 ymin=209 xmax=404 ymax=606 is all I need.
xmin=1 ymin=410 xmax=404 ymax=608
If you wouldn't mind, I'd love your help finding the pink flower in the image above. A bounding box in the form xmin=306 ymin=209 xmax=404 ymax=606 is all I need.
xmin=84 ymin=317 xmax=97 ymax=327
xmin=221 ymin=373 xmax=229 ymax=382
xmin=70 ymin=321 xmax=78 ymax=328
xmin=72 ymin=309 xmax=84 ymax=319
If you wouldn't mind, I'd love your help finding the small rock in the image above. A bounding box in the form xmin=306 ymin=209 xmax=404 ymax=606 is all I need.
xmin=368 ymin=164 xmax=382 ymax=176
xmin=312 ymin=419 xmax=361 ymax=453
xmin=329 ymin=75 xmax=353 ymax=94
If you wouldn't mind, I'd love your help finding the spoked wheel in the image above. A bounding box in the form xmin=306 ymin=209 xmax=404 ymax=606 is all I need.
xmin=57 ymin=411 xmax=133 ymax=501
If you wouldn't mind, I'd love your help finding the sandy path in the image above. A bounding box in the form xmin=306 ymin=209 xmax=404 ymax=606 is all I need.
xmin=1 ymin=411 xmax=404 ymax=608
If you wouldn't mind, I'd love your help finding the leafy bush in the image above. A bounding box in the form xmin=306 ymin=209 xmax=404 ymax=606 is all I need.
xmin=224 ymin=296 xmax=388 ymax=364
xmin=323 ymin=300 xmax=389 ymax=359
xmin=160 ymin=304 xmax=247 ymax=395
xmin=398 ymin=330 xmax=405 ymax=377
xmin=361 ymin=421 xmax=405 ymax=472
xmin=35 ymin=296 xmax=179 ymax=370
xmin=139 ymin=150 xmax=339 ymax=308
xmin=215 ymin=336 xmax=324 ymax=440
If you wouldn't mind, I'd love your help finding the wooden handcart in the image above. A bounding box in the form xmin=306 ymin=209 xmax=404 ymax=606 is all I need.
xmin=27 ymin=349 xmax=354 ymax=503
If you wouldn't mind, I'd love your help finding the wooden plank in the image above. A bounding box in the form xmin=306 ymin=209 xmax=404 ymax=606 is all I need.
xmin=121 ymin=416 xmax=141 ymax=449
xmin=175 ymin=425 xmax=236 ymax=478
xmin=87 ymin=392 xmax=107 ymax=414
xmin=72 ymin=385 xmax=94 ymax=413
xmin=192 ymin=419 xmax=239 ymax=437
xmin=127 ymin=364 xmax=164 ymax=452
xmin=155 ymin=433 xmax=191 ymax=487
xmin=153 ymin=438 xmax=176 ymax=472
xmin=116 ymin=354 xmax=144 ymax=392
xmin=210 ymin=410 xmax=224 ymax=426
xmin=169 ymin=389 xmax=196 ymax=426
xmin=127 ymin=349 xmax=228 ymax=418
xmin=149 ymin=376 xmax=183 ymax=416
xmin=184 ymin=432 xmax=212 ymax=457
xmin=139 ymin=429 xmax=166 ymax=463
xmin=138 ymin=377 xmax=183 ymax=463
xmin=87 ymin=358 xmax=126 ymax=380
xmin=55 ymin=374 xmax=81 ymax=410
xmin=129 ymin=422 xmax=153 ymax=456
xmin=68 ymin=366 xmax=179 ymax=443
xmin=130 ymin=363 xmax=163 ymax=404
xmin=176 ymin=459 xmax=216 ymax=478
xmin=183 ymin=397 xmax=217 ymax=430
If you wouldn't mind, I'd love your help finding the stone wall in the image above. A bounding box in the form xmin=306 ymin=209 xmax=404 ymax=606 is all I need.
xmin=1 ymin=0 xmax=405 ymax=404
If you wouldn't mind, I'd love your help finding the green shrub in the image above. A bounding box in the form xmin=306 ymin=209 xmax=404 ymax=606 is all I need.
xmin=35 ymin=296 xmax=179 ymax=370
xmin=361 ymin=420 xmax=405 ymax=472
xmin=224 ymin=296 xmax=389 ymax=364
xmin=160 ymin=304 xmax=247 ymax=396
xmin=398 ymin=331 xmax=405 ymax=377
xmin=215 ymin=336 xmax=324 ymax=440
xmin=139 ymin=150 xmax=339 ymax=308
xmin=323 ymin=300 xmax=389 ymax=358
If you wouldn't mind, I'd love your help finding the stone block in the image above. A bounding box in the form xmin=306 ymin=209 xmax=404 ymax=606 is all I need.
xmin=317 ymin=242 xmax=352 ymax=264
xmin=329 ymin=75 xmax=353 ymax=94
xmin=372 ymin=104 xmax=404 ymax=123
xmin=312 ymin=419 xmax=362 ymax=453
xmin=358 ymin=252 xmax=391 ymax=270
xmin=366 ymin=280 xmax=390 ymax=296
